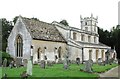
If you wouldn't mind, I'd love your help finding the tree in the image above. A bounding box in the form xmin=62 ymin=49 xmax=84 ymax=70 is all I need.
xmin=98 ymin=25 xmax=120 ymax=59
xmin=13 ymin=16 xmax=19 ymax=25
xmin=111 ymin=25 xmax=120 ymax=59
xmin=60 ymin=20 xmax=69 ymax=26
xmin=2 ymin=18 xmax=13 ymax=51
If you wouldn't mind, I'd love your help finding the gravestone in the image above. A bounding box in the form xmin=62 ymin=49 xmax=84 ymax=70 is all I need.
xmin=2 ymin=73 xmax=7 ymax=79
xmin=47 ymin=61 xmax=53 ymax=66
xmin=23 ymin=59 xmax=28 ymax=67
xmin=3 ymin=58 xmax=7 ymax=67
xmin=105 ymin=50 xmax=110 ymax=64
xmin=76 ymin=58 xmax=80 ymax=65
xmin=9 ymin=60 xmax=14 ymax=68
xmin=113 ymin=60 xmax=118 ymax=64
xmin=58 ymin=58 xmax=62 ymax=64
xmin=63 ymin=54 xmax=69 ymax=69
xmin=20 ymin=71 xmax=28 ymax=79
xmin=82 ymin=59 xmax=93 ymax=73
xmin=98 ymin=58 xmax=102 ymax=65
xmin=27 ymin=60 xmax=32 ymax=76
xmin=40 ymin=60 xmax=46 ymax=69
xmin=15 ymin=58 xmax=22 ymax=67
xmin=109 ymin=58 xmax=114 ymax=65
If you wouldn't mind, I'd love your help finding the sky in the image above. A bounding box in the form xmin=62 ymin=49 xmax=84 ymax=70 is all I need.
xmin=0 ymin=0 xmax=119 ymax=31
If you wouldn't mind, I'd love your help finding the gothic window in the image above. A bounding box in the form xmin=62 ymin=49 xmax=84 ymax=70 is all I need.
xmin=73 ymin=32 xmax=77 ymax=40
xmin=88 ymin=36 xmax=91 ymax=43
xmin=37 ymin=47 xmax=41 ymax=60
xmin=16 ymin=35 xmax=23 ymax=57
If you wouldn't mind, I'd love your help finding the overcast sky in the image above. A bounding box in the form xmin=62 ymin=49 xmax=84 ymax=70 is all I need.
xmin=1 ymin=0 xmax=119 ymax=31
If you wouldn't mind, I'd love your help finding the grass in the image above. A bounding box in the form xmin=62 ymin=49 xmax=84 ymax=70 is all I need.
xmin=1 ymin=63 xmax=118 ymax=78
xmin=92 ymin=64 xmax=118 ymax=73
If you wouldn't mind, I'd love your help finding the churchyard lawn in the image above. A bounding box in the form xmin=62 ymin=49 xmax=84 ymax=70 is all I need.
xmin=1 ymin=63 xmax=118 ymax=78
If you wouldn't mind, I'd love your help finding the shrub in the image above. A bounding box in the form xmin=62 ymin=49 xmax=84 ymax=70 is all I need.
xmin=0 ymin=51 xmax=13 ymax=66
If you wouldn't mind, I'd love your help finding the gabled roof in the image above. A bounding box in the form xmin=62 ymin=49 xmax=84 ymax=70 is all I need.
xmin=21 ymin=17 xmax=66 ymax=43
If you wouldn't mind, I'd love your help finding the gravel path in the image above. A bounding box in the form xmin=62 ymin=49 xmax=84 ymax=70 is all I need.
xmin=99 ymin=66 xmax=120 ymax=79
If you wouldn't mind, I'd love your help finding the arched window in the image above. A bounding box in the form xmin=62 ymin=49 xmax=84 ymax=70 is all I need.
xmin=58 ymin=47 xmax=62 ymax=58
xmin=85 ymin=22 xmax=87 ymax=25
xmin=16 ymin=35 xmax=23 ymax=57
xmin=37 ymin=47 xmax=41 ymax=59
xmin=81 ymin=34 xmax=85 ymax=41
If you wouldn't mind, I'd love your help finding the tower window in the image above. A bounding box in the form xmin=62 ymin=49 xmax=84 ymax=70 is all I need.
xmin=88 ymin=36 xmax=91 ymax=43
xmin=85 ymin=27 xmax=88 ymax=31
xmin=81 ymin=34 xmax=85 ymax=41
xmin=73 ymin=32 xmax=77 ymax=40
xmin=85 ymin=22 xmax=87 ymax=25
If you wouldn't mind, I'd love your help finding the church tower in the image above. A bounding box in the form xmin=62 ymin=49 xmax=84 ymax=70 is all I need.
xmin=80 ymin=14 xmax=98 ymax=34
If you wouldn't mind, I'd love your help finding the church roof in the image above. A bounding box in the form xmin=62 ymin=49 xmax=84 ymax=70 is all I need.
xmin=21 ymin=17 xmax=66 ymax=43
xmin=76 ymin=41 xmax=110 ymax=48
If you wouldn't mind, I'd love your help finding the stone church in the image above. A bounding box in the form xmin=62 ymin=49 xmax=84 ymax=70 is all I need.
xmin=7 ymin=14 xmax=116 ymax=64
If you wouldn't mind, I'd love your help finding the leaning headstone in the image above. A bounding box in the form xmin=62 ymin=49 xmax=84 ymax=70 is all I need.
xmin=23 ymin=59 xmax=28 ymax=67
xmin=3 ymin=58 xmax=7 ymax=67
xmin=76 ymin=58 xmax=80 ymax=65
xmin=82 ymin=60 xmax=93 ymax=73
xmin=27 ymin=59 xmax=32 ymax=76
xmin=40 ymin=60 xmax=45 ymax=69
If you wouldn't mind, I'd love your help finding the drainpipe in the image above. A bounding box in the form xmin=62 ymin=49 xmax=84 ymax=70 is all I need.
xmin=82 ymin=47 xmax=84 ymax=64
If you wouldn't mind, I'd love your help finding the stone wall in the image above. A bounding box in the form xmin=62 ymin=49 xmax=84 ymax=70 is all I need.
xmin=32 ymin=40 xmax=67 ymax=63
